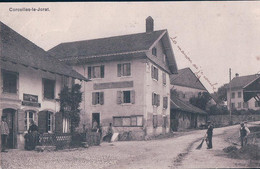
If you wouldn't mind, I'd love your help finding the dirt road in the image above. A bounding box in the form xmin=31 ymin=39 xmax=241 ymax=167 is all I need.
xmin=1 ymin=122 xmax=259 ymax=169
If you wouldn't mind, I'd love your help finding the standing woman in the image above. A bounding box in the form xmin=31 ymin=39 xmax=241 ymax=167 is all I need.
xmin=28 ymin=120 xmax=39 ymax=150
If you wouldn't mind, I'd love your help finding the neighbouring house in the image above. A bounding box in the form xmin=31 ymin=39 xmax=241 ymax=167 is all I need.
xmin=169 ymin=67 xmax=211 ymax=130
xmin=226 ymin=73 xmax=260 ymax=111
xmin=48 ymin=16 xmax=178 ymax=139
xmin=0 ymin=22 xmax=88 ymax=149
xmin=170 ymin=95 xmax=207 ymax=131
xmin=170 ymin=67 xmax=208 ymax=102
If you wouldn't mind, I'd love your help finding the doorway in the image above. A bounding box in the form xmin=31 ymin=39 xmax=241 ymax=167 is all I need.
xmin=2 ymin=108 xmax=16 ymax=149
xmin=92 ymin=113 xmax=100 ymax=128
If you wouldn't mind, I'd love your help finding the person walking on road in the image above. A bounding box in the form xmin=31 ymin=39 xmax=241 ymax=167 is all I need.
xmin=1 ymin=116 xmax=9 ymax=152
xmin=239 ymin=122 xmax=250 ymax=147
xmin=206 ymin=121 xmax=214 ymax=149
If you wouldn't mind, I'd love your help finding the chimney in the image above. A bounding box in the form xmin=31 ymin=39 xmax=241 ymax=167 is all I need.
xmin=146 ymin=16 xmax=154 ymax=33
xmin=235 ymin=73 xmax=239 ymax=77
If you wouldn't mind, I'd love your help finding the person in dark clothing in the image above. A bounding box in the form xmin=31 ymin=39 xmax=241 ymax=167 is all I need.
xmin=103 ymin=123 xmax=113 ymax=142
xmin=26 ymin=120 xmax=39 ymax=150
xmin=1 ymin=116 xmax=9 ymax=152
xmin=239 ymin=122 xmax=250 ymax=147
xmin=206 ymin=121 xmax=214 ymax=149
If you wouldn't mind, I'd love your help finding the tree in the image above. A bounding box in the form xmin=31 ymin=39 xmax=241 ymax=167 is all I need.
xmin=59 ymin=84 xmax=83 ymax=133
xmin=212 ymin=84 xmax=227 ymax=104
xmin=189 ymin=92 xmax=211 ymax=110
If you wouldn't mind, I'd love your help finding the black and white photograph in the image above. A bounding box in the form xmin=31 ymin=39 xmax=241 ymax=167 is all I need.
xmin=0 ymin=2 xmax=260 ymax=169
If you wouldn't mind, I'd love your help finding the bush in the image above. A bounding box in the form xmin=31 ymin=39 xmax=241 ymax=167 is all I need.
xmin=208 ymin=105 xmax=229 ymax=115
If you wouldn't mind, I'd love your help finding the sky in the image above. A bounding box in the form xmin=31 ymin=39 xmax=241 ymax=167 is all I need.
xmin=0 ymin=2 xmax=260 ymax=93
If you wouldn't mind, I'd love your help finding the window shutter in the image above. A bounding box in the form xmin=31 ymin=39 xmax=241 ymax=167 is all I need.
xmin=117 ymin=91 xmax=122 ymax=104
xmin=156 ymin=68 xmax=159 ymax=81
xmin=151 ymin=66 xmax=154 ymax=79
xmin=157 ymin=94 xmax=160 ymax=106
xmin=55 ymin=112 xmax=63 ymax=133
xmin=131 ymin=90 xmax=135 ymax=104
xmin=163 ymin=73 xmax=166 ymax=85
xmin=152 ymin=93 xmax=154 ymax=105
xmin=92 ymin=92 xmax=96 ymax=105
xmin=165 ymin=97 xmax=168 ymax=109
xmin=127 ymin=63 xmax=131 ymax=76
xmin=101 ymin=65 xmax=105 ymax=78
xmin=88 ymin=66 xmax=92 ymax=79
xmin=18 ymin=109 xmax=25 ymax=133
xmin=38 ymin=111 xmax=47 ymax=134
xmin=117 ymin=64 xmax=121 ymax=77
xmin=100 ymin=92 xmax=104 ymax=105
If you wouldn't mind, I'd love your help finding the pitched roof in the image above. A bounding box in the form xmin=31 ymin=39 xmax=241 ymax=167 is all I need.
xmin=170 ymin=96 xmax=207 ymax=115
xmin=48 ymin=29 xmax=178 ymax=74
xmin=228 ymin=74 xmax=260 ymax=90
xmin=0 ymin=22 xmax=88 ymax=81
xmin=170 ymin=67 xmax=207 ymax=90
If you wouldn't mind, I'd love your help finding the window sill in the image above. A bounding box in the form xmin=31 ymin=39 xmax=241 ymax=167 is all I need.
xmin=119 ymin=75 xmax=132 ymax=78
xmin=92 ymin=104 xmax=103 ymax=107
xmin=120 ymin=103 xmax=132 ymax=106
xmin=43 ymin=98 xmax=56 ymax=102
xmin=152 ymin=78 xmax=158 ymax=82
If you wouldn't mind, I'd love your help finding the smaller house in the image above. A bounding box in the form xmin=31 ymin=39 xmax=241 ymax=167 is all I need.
xmin=170 ymin=67 xmax=208 ymax=101
xmin=226 ymin=73 xmax=260 ymax=111
xmin=170 ymin=96 xmax=207 ymax=131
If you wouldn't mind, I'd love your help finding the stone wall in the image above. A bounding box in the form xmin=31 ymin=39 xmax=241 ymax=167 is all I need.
xmin=208 ymin=114 xmax=260 ymax=127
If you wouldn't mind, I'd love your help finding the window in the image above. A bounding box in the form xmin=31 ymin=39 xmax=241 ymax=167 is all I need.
xmin=255 ymin=101 xmax=260 ymax=107
xmin=152 ymin=93 xmax=160 ymax=107
xmin=163 ymin=96 xmax=168 ymax=109
xmin=92 ymin=92 xmax=104 ymax=105
xmin=231 ymin=92 xmax=235 ymax=99
xmin=152 ymin=47 xmax=157 ymax=56
xmin=153 ymin=115 xmax=158 ymax=128
xmin=113 ymin=116 xmax=143 ymax=127
xmin=43 ymin=78 xmax=55 ymax=99
xmin=118 ymin=63 xmax=131 ymax=77
xmin=63 ymin=117 xmax=70 ymax=133
xmin=151 ymin=65 xmax=159 ymax=81
xmin=123 ymin=91 xmax=131 ymax=103
xmin=231 ymin=103 xmax=235 ymax=109
xmin=238 ymin=102 xmax=242 ymax=108
xmin=2 ymin=70 xmax=18 ymax=94
xmin=24 ymin=111 xmax=35 ymax=130
xmin=47 ymin=112 xmax=53 ymax=132
xmin=163 ymin=53 xmax=166 ymax=63
xmin=162 ymin=72 xmax=166 ymax=85
xmin=243 ymin=102 xmax=248 ymax=108
xmin=88 ymin=65 xmax=105 ymax=79
xmin=117 ymin=90 xmax=135 ymax=104
xmin=238 ymin=92 xmax=242 ymax=98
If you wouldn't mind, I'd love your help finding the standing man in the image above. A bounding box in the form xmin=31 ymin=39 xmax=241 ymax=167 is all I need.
xmin=1 ymin=116 xmax=9 ymax=152
xmin=239 ymin=122 xmax=250 ymax=147
xmin=206 ymin=121 xmax=214 ymax=149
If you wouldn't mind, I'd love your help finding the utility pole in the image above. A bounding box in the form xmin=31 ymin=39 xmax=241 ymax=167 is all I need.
xmin=229 ymin=68 xmax=232 ymax=124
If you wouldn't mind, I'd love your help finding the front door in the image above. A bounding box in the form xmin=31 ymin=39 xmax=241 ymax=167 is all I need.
xmin=92 ymin=113 xmax=100 ymax=128
xmin=2 ymin=108 xmax=16 ymax=149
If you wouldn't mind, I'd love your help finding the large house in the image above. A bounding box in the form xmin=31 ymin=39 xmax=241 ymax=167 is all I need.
xmin=49 ymin=16 xmax=178 ymax=139
xmin=0 ymin=22 xmax=87 ymax=149
xmin=227 ymin=73 xmax=260 ymax=111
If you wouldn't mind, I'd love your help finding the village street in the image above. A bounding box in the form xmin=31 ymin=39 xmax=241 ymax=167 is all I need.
xmin=1 ymin=122 xmax=259 ymax=169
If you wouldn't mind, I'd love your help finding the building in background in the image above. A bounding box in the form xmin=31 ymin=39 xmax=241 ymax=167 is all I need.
xmin=226 ymin=73 xmax=260 ymax=111
xmin=0 ymin=22 xmax=87 ymax=149
xmin=49 ymin=16 xmax=178 ymax=139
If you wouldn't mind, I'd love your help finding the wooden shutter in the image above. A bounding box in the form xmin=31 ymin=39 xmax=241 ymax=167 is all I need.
xmin=165 ymin=97 xmax=168 ymax=109
xmin=131 ymin=90 xmax=135 ymax=104
xmin=152 ymin=93 xmax=155 ymax=105
xmin=92 ymin=92 xmax=96 ymax=105
xmin=38 ymin=111 xmax=47 ymax=134
xmin=55 ymin=112 xmax=63 ymax=133
xmin=18 ymin=109 xmax=25 ymax=133
xmin=117 ymin=64 xmax=121 ymax=77
xmin=117 ymin=91 xmax=122 ymax=104
xmin=157 ymin=94 xmax=160 ymax=106
xmin=151 ymin=66 xmax=154 ymax=78
xmin=155 ymin=68 xmax=158 ymax=80
xmin=88 ymin=67 xmax=92 ymax=79
xmin=163 ymin=97 xmax=168 ymax=109
xmin=100 ymin=92 xmax=104 ymax=105
xmin=101 ymin=65 xmax=105 ymax=78
xmin=163 ymin=73 xmax=166 ymax=85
